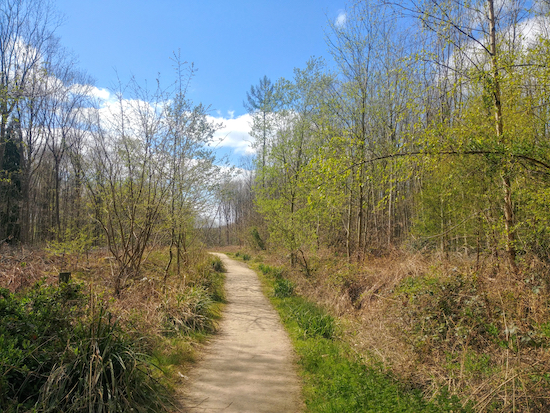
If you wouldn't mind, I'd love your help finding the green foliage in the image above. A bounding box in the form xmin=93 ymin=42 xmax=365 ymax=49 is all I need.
xmin=295 ymin=337 xmax=467 ymax=412
xmin=209 ymin=255 xmax=226 ymax=273
xmin=273 ymin=278 xmax=295 ymax=298
xmin=282 ymin=298 xmax=335 ymax=339
xmin=250 ymin=227 xmax=266 ymax=250
xmin=0 ymin=283 xmax=85 ymax=410
xmin=193 ymin=257 xmax=227 ymax=303
xmin=160 ymin=254 xmax=227 ymax=336
xmin=37 ymin=305 xmax=169 ymax=413
xmin=0 ymin=283 xmax=169 ymax=412
xmin=267 ymin=287 xmax=466 ymax=412
xmin=258 ymin=263 xmax=284 ymax=278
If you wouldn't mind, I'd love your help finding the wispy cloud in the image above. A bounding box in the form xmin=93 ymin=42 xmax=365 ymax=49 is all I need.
xmin=335 ymin=10 xmax=346 ymax=28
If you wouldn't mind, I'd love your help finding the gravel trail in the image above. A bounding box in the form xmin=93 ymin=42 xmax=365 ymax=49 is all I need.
xmin=179 ymin=253 xmax=302 ymax=412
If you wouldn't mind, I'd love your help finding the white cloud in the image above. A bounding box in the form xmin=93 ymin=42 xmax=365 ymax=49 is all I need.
xmin=335 ymin=11 xmax=346 ymax=28
xmin=208 ymin=113 xmax=255 ymax=156
xmin=87 ymin=86 xmax=112 ymax=101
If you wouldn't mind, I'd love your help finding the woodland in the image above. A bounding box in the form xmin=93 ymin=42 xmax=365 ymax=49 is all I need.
xmin=1 ymin=0 xmax=550 ymax=411
xmin=214 ymin=0 xmax=550 ymax=411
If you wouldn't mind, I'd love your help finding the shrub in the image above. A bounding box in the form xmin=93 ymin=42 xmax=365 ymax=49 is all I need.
xmin=0 ymin=283 xmax=169 ymax=412
xmin=0 ymin=283 xmax=85 ymax=410
xmin=38 ymin=305 xmax=169 ymax=413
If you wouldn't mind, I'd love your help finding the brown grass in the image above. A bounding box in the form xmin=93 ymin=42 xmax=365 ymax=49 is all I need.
xmin=255 ymin=247 xmax=550 ymax=412
xmin=0 ymin=243 xmax=222 ymax=381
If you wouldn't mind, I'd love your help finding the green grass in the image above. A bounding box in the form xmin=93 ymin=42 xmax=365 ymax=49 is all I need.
xmin=251 ymin=261 xmax=469 ymax=413
xmin=0 ymin=283 xmax=170 ymax=412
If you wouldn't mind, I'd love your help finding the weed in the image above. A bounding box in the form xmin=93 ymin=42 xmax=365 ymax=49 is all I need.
xmin=209 ymin=255 xmax=225 ymax=273
xmin=273 ymin=278 xmax=295 ymax=298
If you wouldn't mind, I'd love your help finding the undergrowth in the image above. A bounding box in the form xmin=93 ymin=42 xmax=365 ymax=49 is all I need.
xmin=0 ymin=283 xmax=169 ymax=412
xmin=251 ymin=248 xmax=550 ymax=412
xmin=0 ymin=248 xmax=226 ymax=412
xmin=247 ymin=255 xmax=467 ymax=412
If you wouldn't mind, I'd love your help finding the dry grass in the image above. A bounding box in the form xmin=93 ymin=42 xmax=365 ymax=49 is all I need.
xmin=0 ymin=243 xmax=225 ymax=377
xmin=0 ymin=245 xmax=58 ymax=291
xmin=255 ymin=247 xmax=550 ymax=412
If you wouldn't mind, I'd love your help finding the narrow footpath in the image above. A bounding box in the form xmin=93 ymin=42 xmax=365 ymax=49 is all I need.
xmin=179 ymin=253 xmax=303 ymax=412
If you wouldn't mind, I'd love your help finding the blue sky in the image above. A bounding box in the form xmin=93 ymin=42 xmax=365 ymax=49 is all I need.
xmin=54 ymin=1 xmax=346 ymax=162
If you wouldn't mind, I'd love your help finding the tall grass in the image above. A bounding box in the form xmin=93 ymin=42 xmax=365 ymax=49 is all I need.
xmin=38 ymin=304 xmax=169 ymax=413
xmin=251 ymin=259 xmax=468 ymax=413
xmin=0 ymin=283 xmax=169 ymax=412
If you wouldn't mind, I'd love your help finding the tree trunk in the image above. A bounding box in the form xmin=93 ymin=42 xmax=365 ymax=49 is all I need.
xmin=488 ymin=0 xmax=517 ymax=273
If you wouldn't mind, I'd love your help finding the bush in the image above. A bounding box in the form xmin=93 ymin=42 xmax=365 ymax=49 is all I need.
xmin=38 ymin=305 xmax=169 ymax=413
xmin=0 ymin=283 xmax=85 ymax=410
xmin=393 ymin=274 xmax=496 ymax=353
xmin=0 ymin=283 xmax=169 ymax=412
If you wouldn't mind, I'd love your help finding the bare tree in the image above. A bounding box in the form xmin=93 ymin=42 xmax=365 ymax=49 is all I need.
xmin=0 ymin=0 xmax=61 ymax=171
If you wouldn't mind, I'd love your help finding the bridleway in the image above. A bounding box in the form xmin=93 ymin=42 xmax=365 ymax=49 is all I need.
xmin=179 ymin=253 xmax=302 ymax=413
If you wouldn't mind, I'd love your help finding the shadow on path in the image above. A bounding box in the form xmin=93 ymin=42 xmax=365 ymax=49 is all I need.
xmin=178 ymin=253 xmax=302 ymax=413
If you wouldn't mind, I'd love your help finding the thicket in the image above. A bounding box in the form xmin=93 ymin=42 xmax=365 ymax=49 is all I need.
xmin=0 ymin=250 xmax=226 ymax=412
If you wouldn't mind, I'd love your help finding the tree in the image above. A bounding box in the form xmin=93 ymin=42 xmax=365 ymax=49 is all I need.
xmin=87 ymin=66 xmax=221 ymax=294
xmin=162 ymin=56 xmax=220 ymax=285
xmin=390 ymin=0 xmax=550 ymax=269
xmin=326 ymin=1 xmax=419 ymax=258
xmin=0 ymin=0 xmax=61 ymax=172
xmin=255 ymin=58 xmax=333 ymax=268
xmin=244 ymin=76 xmax=277 ymax=187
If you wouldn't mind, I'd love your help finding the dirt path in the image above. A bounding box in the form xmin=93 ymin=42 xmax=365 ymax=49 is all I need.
xmin=179 ymin=253 xmax=303 ymax=412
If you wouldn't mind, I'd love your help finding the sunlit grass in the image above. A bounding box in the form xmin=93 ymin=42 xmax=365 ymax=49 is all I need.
xmin=246 ymin=255 xmax=468 ymax=413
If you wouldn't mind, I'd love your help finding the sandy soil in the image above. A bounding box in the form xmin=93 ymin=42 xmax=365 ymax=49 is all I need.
xmin=178 ymin=253 xmax=303 ymax=412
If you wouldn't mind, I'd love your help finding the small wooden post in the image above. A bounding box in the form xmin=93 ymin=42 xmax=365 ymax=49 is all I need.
xmin=59 ymin=272 xmax=71 ymax=284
